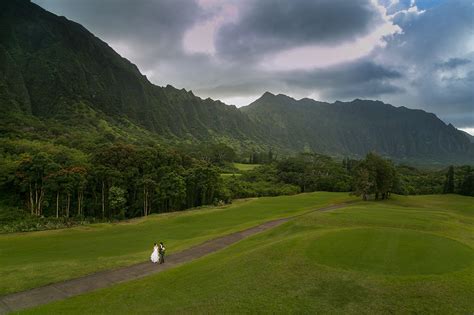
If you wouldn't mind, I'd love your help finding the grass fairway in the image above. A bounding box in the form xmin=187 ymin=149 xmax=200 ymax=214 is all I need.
xmin=23 ymin=194 xmax=474 ymax=314
xmin=0 ymin=192 xmax=354 ymax=295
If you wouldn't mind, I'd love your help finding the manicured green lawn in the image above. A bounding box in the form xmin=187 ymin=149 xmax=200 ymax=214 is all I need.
xmin=307 ymin=227 xmax=474 ymax=276
xmin=23 ymin=194 xmax=474 ymax=314
xmin=233 ymin=163 xmax=260 ymax=171
xmin=0 ymin=192 xmax=354 ymax=295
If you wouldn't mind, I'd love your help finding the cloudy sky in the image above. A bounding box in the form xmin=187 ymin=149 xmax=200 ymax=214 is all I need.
xmin=33 ymin=0 xmax=474 ymax=134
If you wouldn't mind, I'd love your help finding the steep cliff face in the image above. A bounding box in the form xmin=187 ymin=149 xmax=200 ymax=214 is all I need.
xmin=1 ymin=0 xmax=472 ymax=163
xmin=0 ymin=0 xmax=262 ymax=143
xmin=242 ymin=93 xmax=473 ymax=162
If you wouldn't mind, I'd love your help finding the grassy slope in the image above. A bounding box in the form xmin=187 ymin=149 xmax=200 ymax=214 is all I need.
xmin=23 ymin=194 xmax=474 ymax=314
xmin=0 ymin=192 xmax=354 ymax=295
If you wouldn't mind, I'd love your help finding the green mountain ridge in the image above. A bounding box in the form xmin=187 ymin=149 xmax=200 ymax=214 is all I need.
xmin=242 ymin=92 xmax=473 ymax=163
xmin=0 ymin=0 xmax=264 ymax=149
xmin=1 ymin=0 xmax=472 ymax=164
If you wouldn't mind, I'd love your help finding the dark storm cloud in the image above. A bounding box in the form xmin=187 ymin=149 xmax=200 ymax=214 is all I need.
xmin=283 ymin=60 xmax=404 ymax=99
xmin=285 ymin=61 xmax=402 ymax=89
xmin=215 ymin=0 xmax=384 ymax=61
xmin=286 ymin=60 xmax=401 ymax=99
xmin=418 ymin=67 xmax=474 ymax=128
xmin=33 ymin=0 xmax=202 ymax=66
xmin=435 ymin=58 xmax=471 ymax=70
xmin=196 ymin=60 xmax=403 ymax=101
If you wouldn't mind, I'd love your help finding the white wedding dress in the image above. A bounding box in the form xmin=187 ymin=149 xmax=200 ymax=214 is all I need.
xmin=150 ymin=245 xmax=159 ymax=263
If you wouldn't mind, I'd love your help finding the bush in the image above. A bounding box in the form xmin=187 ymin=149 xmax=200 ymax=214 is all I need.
xmin=0 ymin=215 xmax=90 ymax=233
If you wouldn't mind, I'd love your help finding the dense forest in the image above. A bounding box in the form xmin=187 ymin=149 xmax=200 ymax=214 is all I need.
xmin=0 ymin=141 xmax=226 ymax=230
xmin=1 ymin=136 xmax=473 ymax=233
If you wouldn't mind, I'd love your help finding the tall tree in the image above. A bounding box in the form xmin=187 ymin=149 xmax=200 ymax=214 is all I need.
xmin=108 ymin=186 xmax=127 ymax=219
xmin=141 ymin=176 xmax=156 ymax=216
xmin=157 ymin=171 xmax=186 ymax=212
xmin=353 ymin=152 xmax=396 ymax=200
xmin=443 ymin=166 xmax=455 ymax=194
xmin=15 ymin=153 xmax=59 ymax=216
xmin=353 ymin=165 xmax=375 ymax=201
xmin=459 ymin=168 xmax=474 ymax=196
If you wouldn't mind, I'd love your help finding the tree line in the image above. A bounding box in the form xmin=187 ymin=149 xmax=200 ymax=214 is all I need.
xmin=1 ymin=140 xmax=473 ymax=230
xmin=223 ymin=152 xmax=474 ymax=200
xmin=442 ymin=165 xmax=474 ymax=196
xmin=5 ymin=143 xmax=227 ymax=220
xmin=223 ymin=152 xmax=396 ymax=200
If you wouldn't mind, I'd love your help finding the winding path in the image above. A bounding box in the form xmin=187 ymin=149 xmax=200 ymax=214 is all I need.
xmin=0 ymin=202 xmax=351 ymax=314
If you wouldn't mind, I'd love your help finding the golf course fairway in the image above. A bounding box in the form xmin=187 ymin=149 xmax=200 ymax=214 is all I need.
xmin=16 ymin=194 xmax=474 ymax=314
xmin=0 ymin=192 xmax=354 ymax=295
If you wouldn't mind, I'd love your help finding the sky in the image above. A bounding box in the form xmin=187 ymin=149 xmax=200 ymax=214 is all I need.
xmin=33 ymin=0 xmax=474 ymax=134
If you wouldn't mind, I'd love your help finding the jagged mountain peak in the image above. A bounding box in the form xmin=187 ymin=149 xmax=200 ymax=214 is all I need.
xmin=1 ymin=0 xmax=472 ymax=164
xmin=242 ymin=93 xmax=473 ymax=162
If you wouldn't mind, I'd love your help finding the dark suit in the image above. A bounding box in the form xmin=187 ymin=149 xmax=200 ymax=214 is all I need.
xmin=159 ymin=245 xmax=165 ymax=264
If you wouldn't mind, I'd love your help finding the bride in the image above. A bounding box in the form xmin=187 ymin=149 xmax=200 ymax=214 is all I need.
xmin=150 ymin=243 xmax=159 ymax=263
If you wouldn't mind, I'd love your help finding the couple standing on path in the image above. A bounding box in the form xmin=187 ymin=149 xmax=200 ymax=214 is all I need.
xmin=151 ymin=242 xmax=166 ymax=264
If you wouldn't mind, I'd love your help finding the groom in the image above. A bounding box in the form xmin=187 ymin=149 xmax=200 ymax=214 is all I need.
xmin=159 ymin=242 xmax=166 ymax=264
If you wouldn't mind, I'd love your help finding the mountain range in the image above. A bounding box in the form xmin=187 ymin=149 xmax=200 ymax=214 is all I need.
xmin=243 ymin=93 xmax=472 ymax=162
xmin=1 ymin=0 xmax=473 ymax=164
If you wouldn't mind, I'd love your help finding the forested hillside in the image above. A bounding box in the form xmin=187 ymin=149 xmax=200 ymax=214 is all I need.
xmin=0 ymin=0 xmax=264 ymax=150
xmin=1 ymin=0 xmax=473 ymax=164
xmin=242 ymin=92 xmax=474 ymax=163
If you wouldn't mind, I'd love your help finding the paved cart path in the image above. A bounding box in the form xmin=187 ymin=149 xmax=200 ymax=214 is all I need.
xmin=0 ymin=202 xmax=352 ymax=314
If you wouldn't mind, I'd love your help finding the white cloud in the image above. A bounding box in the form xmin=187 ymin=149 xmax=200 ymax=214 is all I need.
xmin=220 ymin=95 xmax=261 ymax=107
xmin=459 ymin=127 xmax=474 ymax=136
xmin=183 ymin=2 xmax=238 ymax=55
xmin=260 ymin=21 xmax=400 ymax=71
xmin=183 ymin=20 xmax=218 ymax=54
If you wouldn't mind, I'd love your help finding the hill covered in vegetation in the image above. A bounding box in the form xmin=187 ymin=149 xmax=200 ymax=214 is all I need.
xmin=0 ymin=0 xmax=264 ymax=151
xmin=242 ymin=92 xmax=474 ymax=163
xmin=1 ymin=0 xmax=473 ymax=164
